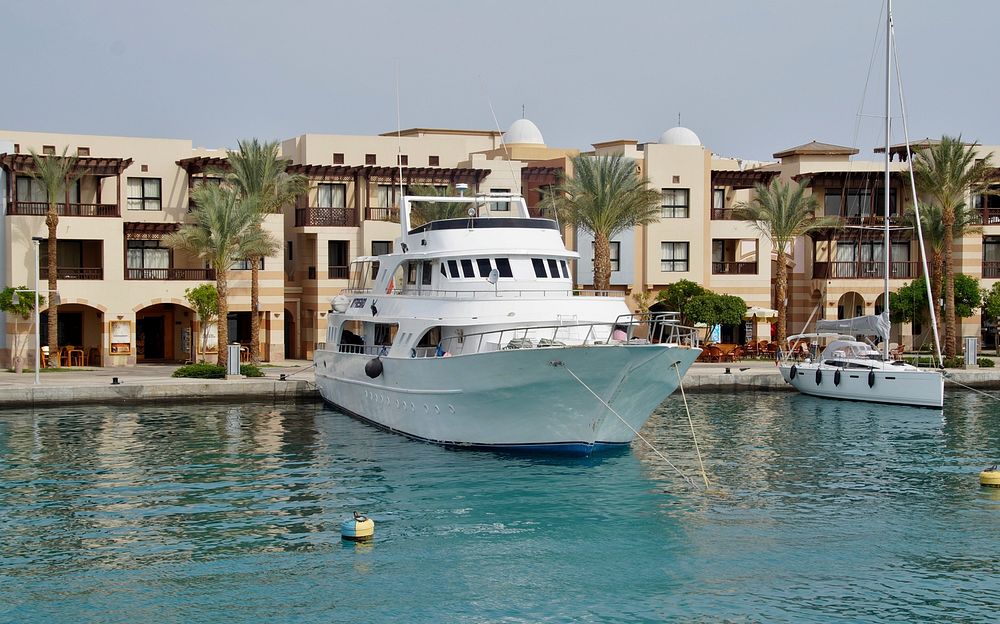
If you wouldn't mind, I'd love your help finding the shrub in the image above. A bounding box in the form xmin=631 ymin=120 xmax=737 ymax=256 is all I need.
xmin=942 ymin=356 xmax=964 ymax=369
xmin=977 ymin=357 xmax=995 ymax=368
xmin=240 ymin=364 xmax=264 ymax=378
xmin=172 ymin=363 xmax=225 ymax=378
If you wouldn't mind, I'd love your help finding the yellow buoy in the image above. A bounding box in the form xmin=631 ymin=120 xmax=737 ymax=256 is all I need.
xmin=980 ymin=465 xmax=1000 ymax=488
xmin=341 ymin=511 xmax=375 ymax=541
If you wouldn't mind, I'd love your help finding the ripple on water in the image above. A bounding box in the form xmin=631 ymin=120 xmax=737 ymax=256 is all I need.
xmin=0 ymin=395 xmax=998 ymax=623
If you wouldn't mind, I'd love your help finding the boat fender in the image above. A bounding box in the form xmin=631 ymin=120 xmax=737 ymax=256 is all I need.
xmin=341 ymin=511 xmax=375 ymax=541
xmin=868 ymin=370 xmax=876 ymax=388
xmin=790 ymin=365 xmax=797 ymax=380
xmin=980 ymin=465 xmax=1000 ymax=488
xmin=834 ymin=369 xmax=841 ymax=386
xmin=815 ymin=369 xmax=822 ymax=385
xmin=410 ymin=348 xmax=416 ymax=358
xmin=365 ymin=357 xmax=383 ymax=379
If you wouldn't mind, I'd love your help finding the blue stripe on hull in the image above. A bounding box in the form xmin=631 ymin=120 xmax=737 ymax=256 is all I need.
xmin=321 ymin=398 xmax=630 ymax=457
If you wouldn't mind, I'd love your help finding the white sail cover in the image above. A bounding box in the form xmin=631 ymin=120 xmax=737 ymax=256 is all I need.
xmin=815 ymin=311 xmax=890 ymax=341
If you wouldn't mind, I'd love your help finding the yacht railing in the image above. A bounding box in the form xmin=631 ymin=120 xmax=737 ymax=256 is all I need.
xmin=427 ymin=313 xmax=697 ymax=357
xmin=340 ymin=287 xmax=621 ymax=299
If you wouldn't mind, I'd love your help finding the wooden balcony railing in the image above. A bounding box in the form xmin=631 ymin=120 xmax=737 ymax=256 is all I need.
xmin=983 ymin=262 xmax=1000 ymax=278
xmin=125 ymin=268 xmax=216 ymax=280
xmin=711 ymin=208 xmax=741 ymax=220
xmin=813 ymin=261 xmax=921 ymax=279
xmin=712 ymin=261 xmax=758 ymax=275
xmin=365 ymin=206 xmax=400 ymax=222
xmin=328 ymin=265 xmax=349 ymax=279
xmin=976 ymin=209 xmax=1000 ymax=225
xmin=7 ymin=201 xmax=119 ymax=217
xmin=40 ymin=267 xmax=104 ymax=280
xmin=295 ymin=207 xmax=358 ymax=227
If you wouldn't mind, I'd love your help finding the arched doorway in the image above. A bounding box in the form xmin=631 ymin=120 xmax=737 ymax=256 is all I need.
xmin=284 ymin=308 xmax=296 ymax=359
xmin=39 ymin=303 xmax=105 ymax=366
xmin=874 ymin=293 xmax=886 ymax=316
xmin=837 ymin=292 xmax=865 ymax=320
xmin=136 ymin=303 xmax=195 ymax=362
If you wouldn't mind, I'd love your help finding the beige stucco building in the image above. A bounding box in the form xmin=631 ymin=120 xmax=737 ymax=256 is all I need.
xmin=3 ymin=122 xmax=999 ymax=368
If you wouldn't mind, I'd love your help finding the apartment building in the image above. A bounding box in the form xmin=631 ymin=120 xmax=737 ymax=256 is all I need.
xmin=3 ymin=123 xmax=998 ymax=366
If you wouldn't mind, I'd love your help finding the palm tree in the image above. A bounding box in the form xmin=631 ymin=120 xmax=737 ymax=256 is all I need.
xmin=29 ymin=148 xmax=80 ymax=367
xmin=543 ymin=154 xmax=661 ymax=290
xmin=165 ymin=184 xmax=276 ymax=370
xmin=409 ymin=185 xmax=474 ymax=226
xmin=223 ymin=139 xmax=306 ymax=365
xmin=734 ymin=179 xmax=839 ymax=346
xmin=905 ymin=201 xmax=981 ymax=345
xmin=913 ymin=135 xmax=996 ymax=357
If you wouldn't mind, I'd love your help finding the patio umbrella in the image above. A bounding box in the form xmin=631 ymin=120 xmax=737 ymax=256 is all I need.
xmin=744 ymin=306 xmax=778 ymax=320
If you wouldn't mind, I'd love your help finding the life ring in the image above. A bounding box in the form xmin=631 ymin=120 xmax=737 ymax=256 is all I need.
xmin=834 ymin=369 xmax=841 ymax=386
xmin=789 ymin=365 xmax=798 ymax=380
xmin=868 ymin=370 xmax=876 ymax=388
xmin=815 ymin=369 xmax=822 ymax=385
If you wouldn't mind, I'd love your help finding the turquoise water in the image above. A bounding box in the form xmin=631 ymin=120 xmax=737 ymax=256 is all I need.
xmin=1 ymin=392 xmax=998 ymax=623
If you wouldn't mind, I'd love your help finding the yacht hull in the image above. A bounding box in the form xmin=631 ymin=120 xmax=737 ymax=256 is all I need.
xmin=315 ymin=343 xmax=701 ymax=455
xmin=778 ymin=363 xmax=944 ymax=408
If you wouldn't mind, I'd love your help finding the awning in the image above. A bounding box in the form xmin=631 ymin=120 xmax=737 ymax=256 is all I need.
xmin=124 ymin=222 xmax=181 ymax=240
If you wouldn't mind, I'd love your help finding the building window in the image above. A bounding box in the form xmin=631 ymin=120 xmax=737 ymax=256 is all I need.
xmin=592 ymin=241 xmax=621 ymax=272
xmin=377 ymin=184 xmax=395 ymax=208
xmin=333 ymin=152 xmax=344 ymax=164
xmin=77 ymin=147 xmax=90 ymax=156
xmin=661 ymin=188 xmax=689 ymax=218
xmin=429 ymin=155 xmax=440 ymax=166
xmin=316 ymin=183 xmax=346 ymax=208
xmin=232 ymin=257 xmax=264 ymax=270
xmin=43 ymin=145 xmax=55 ymax=155
xmin=127 ymin=240 xmax=170 ymax=274
xmin=824 ymin=188 xmax=897 ymax=218
xmin=397 ymin=154 xmax=408 ymax=166
xmin=489 ymin=188 xmax=511 ymax=212
xmin=127 ymin=177 xmax=162 ymax=211
xmin=13 ymin=143 xmax=19 ymax=153
xmin=372 ymin=241 xmax=392 ymax=256
xmin=365 ymin=153 xmax=376 ymax=165
xmin=286 ymin=241 xmax=293 ymax=261
xmin=713 ymin=188 xmax=725 ymax=210
xmin=328 ymin=241 xmax=349 ymax=279
xmin=661 ymin=242 xmax=689 ymax=272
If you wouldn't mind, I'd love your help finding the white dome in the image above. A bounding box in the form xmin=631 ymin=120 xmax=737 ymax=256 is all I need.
xmin=504 ymin=118 xmax=545 ymax=145
xmin=658 ymin=126 xmax=701 ymax=146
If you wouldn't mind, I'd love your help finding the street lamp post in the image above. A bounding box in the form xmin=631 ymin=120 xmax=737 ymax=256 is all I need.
xmin=13 ymin=240 xmax=41 ymax=386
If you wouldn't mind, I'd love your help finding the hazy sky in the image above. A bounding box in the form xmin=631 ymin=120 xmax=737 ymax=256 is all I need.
xmin=4 ymin=0 xmax=998 ymax=161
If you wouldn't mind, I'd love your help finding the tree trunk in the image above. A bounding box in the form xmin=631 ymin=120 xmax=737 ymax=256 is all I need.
xmin=250 ymin=257 xmax=261 ymax=366
xmin=592 ymin=232 xmax=611 ymax=292
xmin=775 ymin=247 xmax=788 ymax=349
xmin=46 ymin=206 xmax=59 ymax=367
xmin=217 ymin=273 xmax=229 ymax=370
xmin=929 ymin=251 xmax=943 ymax=351
xmin=942 ymin=209 xmax=956 ymax=357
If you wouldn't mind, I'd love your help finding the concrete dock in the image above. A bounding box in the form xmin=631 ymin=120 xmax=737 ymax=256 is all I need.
xmin=1 ymin=358 xmax=998 ymax=408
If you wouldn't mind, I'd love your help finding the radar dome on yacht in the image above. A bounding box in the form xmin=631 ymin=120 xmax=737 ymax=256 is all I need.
xmin=504 ymin=118 xmax=545 ymax=145
xmin=658 ymin=126 xmax=701 ymax=146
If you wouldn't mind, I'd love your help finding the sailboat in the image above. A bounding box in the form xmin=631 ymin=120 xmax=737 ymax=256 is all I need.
xmin=778 ymin=0 xmax=944 ymax=408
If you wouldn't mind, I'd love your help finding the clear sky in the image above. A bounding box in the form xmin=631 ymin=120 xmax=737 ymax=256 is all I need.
xmin=3 ymin=0 xmax=998 ymax=161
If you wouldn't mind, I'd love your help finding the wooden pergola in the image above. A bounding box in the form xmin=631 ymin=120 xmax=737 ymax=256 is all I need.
xmin=1 ymin=153 xmax=133 ymax=216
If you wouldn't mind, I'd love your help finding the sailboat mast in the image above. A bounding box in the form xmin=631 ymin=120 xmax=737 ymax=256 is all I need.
xmin=883 ymin=0 xmax=892 ymax=361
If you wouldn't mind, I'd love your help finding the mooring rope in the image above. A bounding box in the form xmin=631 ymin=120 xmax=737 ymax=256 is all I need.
xmin=674 ymin=362 xmax=711 ymax=489
xmin=944 ymin=375 xmax=1000 ymax=402
xmin=553 ymin=360 xmax=701 ymax=489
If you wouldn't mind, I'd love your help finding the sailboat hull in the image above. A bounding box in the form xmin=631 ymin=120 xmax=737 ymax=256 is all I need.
xmin=779 ymin=363 xmax=943 ymax=408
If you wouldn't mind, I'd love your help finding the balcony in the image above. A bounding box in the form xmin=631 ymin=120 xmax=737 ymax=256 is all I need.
xmin=328 ymin=265 xmax=349 ymax=279
xmin=40 ymin=267 xmax=103 ymax=280
xmin=984 ymin=262 xmax=1000 ymax=278
xmin=365 ymin=206 xmax=400 ymax=222
xmin=813 ymin=261 xmax=921 ymax=280
xmin=712 ymin=261 xmax=758 ymax=275
xmin=976 ymin=209 xmax=1000 ymax=225
xmin=295 ymin=207 xmax=358 ymax=227
xmin=7 ymin=201 xmax=119 ymax=217
xmin=125 ymin=268 xmax=216 ymax=280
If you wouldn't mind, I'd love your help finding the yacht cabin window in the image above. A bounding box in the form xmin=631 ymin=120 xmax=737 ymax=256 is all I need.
xmin=547 ymin=259 xmax=560 ymax=278
xmin=496 ymin=258 xmax=513 ymax=278
xmin=407 ymin=263 xmax=418 ymax=285
xmin=476 ymin=258 xmax=492 ymax=277
xmin=560 ymin=260 xmax=569 ymax=278
xmin=448 ymin=260 xmax=460 ymax=278
xmin=421 ymin=261 xmax=433 ymax=285
xmin=461 ymin=259 xmax=475 ymax=278
xmin=532 ymin=258 xmax=547 ymax=278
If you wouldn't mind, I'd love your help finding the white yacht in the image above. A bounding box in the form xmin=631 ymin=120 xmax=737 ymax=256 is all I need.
xmin=313 ymin=193 xmax=701 ymax=455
